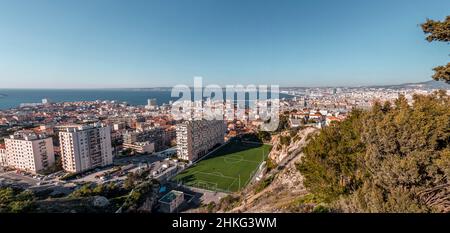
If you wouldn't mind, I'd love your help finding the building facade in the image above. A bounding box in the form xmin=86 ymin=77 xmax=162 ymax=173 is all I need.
xmin=59 ymin=124 xmax=113 ymax=173
xmin=0 ymin=144 xmax=7 ymax=167
xmin=123 ymin=127 xmax=166 ymax=152
xmin=4 ymin=131 xmax=55 ymax=173
xmin=176 ymin=120 xmax=226 ymax=161
xmin=123 ymin=141 xmax=155 ymax=154
xmin=146 ymin=98 xmax=157 ymax=110
xmin=158 ymin=190 xmax=184 ymax=213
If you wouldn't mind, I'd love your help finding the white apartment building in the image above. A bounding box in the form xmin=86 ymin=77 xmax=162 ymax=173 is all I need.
xmin=176 ymin=119 xmax=226 ymax=161
xmin=59 ymin=124 xmax=113 ymax=173
xmin=4 ymin=131 xmax=55 ymax=173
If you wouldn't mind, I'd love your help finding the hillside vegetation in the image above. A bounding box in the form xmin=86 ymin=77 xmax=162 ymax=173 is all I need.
xmin=298 ymin=91 xmax=450 ymax=212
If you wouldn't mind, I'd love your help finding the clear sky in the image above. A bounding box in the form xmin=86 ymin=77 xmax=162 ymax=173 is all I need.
xmin=0 ymin=0 xmax=449 ymax=88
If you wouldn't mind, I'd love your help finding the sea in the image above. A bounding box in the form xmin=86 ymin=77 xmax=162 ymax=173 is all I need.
xmin=0 ymin=89 xmax=292 ymax=110
xmin=0 ymin=89 xmax=178 ymax=110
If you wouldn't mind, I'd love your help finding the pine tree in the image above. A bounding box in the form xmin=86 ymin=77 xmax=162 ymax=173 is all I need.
xmin=421 ymin=16 xmax=450 ymax=83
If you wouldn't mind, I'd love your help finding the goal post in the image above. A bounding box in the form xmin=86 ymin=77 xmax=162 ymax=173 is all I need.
xmin=196 ymin=180 xmax=218 ymax=192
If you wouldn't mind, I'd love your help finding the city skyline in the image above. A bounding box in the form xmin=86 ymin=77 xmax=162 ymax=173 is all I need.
xmin=0 ymin=0 xmax=449 ymax=88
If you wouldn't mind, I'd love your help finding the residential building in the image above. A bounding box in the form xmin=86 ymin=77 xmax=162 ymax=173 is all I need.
xmin=159 ymin=190 xmax=184 ymax=213
xmin=123 ymin=127 xmax=166 ymax=151
xmin=59 ymin=123 xmax=113 ymax=173
xmin=123 ymin=141 xmax=155 ymax=154
xmin=146 ymin=98 xmax=157 ymax=110
xmin=176 ymin=119 xmax=226 ymax=161
xmin=0 ymin=144 xmax=7 ymax=167
xmin=4 ymin=131 xmax=55 ymax=173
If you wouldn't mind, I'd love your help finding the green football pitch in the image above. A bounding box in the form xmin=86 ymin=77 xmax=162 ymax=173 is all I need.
xmin=173 ymin=141 xmax=272 ymax=192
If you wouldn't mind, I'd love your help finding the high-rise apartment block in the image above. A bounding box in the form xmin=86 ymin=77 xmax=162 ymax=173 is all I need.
xmin=176 ymin=119 xmax=226 ymax=161
xmin=4 ymin=131 xmax=55 ymax=173
xmin=59 ymin=123 xmax=113 ymax=173
xmin=146 ymin=98 xmax=157 ymax=110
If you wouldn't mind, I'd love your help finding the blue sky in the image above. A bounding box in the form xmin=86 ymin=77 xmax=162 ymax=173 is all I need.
xmin=0 ymin=0 xmax=449 ymax=88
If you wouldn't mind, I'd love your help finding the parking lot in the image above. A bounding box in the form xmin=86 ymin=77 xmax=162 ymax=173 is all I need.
xmin=0 ymin=169 xmax=68 ymax=188
xmin=0 ymin=171 xmax=39 ymax=187
xmin=0 ymin=148 xmax=180 ymax=192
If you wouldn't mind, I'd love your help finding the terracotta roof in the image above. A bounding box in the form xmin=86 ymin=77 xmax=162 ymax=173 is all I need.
xmin=327 ymin=116 xmax=339 ymax=121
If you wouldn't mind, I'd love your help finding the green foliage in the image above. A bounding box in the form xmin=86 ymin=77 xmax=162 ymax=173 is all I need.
xmin=298 ymin=92 xmax=450 ymax=212
xmin=285 ymin=194 xmax=329 ymax=213
xmin=70 ymin=183 xmax=125 ymax=198
xmin=242 ymin=131 xmax=272 ymax=143
xmin=0 ymin=188 xmax=15 ymax=204
xmin=312 ymin=205 xmax=331 ymax=213
xmin=122 ymin=180 xmax=158 ymax=212
xmin=69 ymin=184 xmax=96 ymax=198
xmin=240 ymin=133 xmax=263 ymax=143
xmin=124 ymin=173 xmax=138 ymax=190
xmin=292 ymin=194 xmax=324 ymax=205
xmin=431 ymin=63 xmax=450 ymax=84
xmin=123 ymin=170 xmax=151 ymax=190
xmin=279 ymin=135 xmax=291 ymax=146
xmin=265 ymin=158 xmax=277 ymax=172
xmin=123 ymin=189 xmax=143 ymax=209
xmin=276 ymin=114 xmax=289 ymax=132
xmin=8 ymin=200 xmax=35 ymax=213
xmin=109 ymin=195 xmax=128 ymax=210
xmin=298 ymin=110 xmax=366 ymax=202
xmin=205 ymin=202 xmax=217 ymax=213
xmin=0 ymin=187 xmax=36 ymax=213
xmin=216 ymin=195 xmax=241 ymax=212
xmin=121 ymin=148 xmax=133 ymax=156
xmin=257 ymin=131 xmax=272 ymax=142
xmin=254 ymin=175 xmax=275 ymax=194
xmin=422 ymin=16 xmax=450 ymax=42
xmin=421 ymin=16 xmax=450 ymax=83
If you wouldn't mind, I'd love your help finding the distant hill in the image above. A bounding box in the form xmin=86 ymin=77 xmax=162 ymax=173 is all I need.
xmin=367 ymin=80 xmax=449 ymax=89
xmin=282 ymin=80 xmax=449 ymax=90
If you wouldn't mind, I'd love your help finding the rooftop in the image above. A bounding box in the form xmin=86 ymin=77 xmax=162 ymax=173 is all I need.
xmin=159 ymin=190 xmax=184 ymax=203
xmin=60 ymin=122 xmax=106 ymax=132
xmin=8 ymin=130 xmax=48 ymax=141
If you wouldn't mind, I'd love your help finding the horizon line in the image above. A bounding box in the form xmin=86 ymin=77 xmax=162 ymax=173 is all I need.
xmin=0 ymin=79 xmax=440 ymax=90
